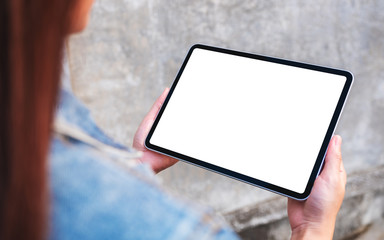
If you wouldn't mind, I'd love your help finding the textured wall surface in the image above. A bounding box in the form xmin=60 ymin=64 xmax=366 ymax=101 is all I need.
xmin=68 ymin=0 xmax=384 ymax=239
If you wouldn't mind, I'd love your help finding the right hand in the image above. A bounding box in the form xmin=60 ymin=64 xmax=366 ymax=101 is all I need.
xmin=288 ymin=135 xmax=347 ymax=240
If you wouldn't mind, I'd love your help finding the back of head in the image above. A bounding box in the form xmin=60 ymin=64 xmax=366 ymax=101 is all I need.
xmin=0 ymin=1 xmax=75 ymax=239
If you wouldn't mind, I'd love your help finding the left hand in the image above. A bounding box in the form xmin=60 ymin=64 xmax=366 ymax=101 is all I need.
xmin=133 ymin=88 xmax=178 ymax=173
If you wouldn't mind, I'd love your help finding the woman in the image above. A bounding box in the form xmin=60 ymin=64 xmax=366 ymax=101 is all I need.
xmin=0 ymin=0 xmax=346 ymax=239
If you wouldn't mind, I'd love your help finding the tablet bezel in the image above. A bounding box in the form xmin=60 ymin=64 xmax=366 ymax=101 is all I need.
xmin=145 ymin=44 xmax=353 ymax=200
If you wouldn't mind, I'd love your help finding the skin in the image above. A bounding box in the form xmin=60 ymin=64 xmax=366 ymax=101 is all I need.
xmin=68 ymin=0 xmax=95 ymax=34
xmin=136 ymin=90 xmax=347 ymax=240
xmin=70 ymin=3 xmax=347 ymax=238
xmin=289 ymin=135 xmax=346 ymax=239
xmin=133 ymin=88 xmax=178 ymax=173
xmin=66 ymin=1 xmax=177 ymax=172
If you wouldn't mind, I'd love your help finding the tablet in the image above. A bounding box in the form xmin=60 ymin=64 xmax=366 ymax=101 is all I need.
xmin=145 ymin=44 xmax=353 ymax=200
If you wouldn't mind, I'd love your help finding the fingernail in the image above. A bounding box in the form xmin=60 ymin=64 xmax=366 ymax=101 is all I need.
xmin=334 ymin=135 xmax=342 ymax=147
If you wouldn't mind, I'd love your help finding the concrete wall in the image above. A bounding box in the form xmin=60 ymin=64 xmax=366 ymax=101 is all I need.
xmin=68 ymin=0 xmax=384 ymax=239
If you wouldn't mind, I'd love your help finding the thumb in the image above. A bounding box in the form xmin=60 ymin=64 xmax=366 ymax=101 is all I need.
xmin=133 ymin=88 xmax=169 ymax=150
xmin=146 ymin=88 xmax=169 ymax=122
xmin=321 ymin=135 xmax=343 ymax=177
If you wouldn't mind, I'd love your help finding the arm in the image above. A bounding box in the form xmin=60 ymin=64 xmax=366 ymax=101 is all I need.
xmin=288 ymin=135 xmax=347 ymax=240
xmin=133 ymin=88 xmax=178 ymax=173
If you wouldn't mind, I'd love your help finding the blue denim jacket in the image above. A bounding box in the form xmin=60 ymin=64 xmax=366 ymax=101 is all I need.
xmin=49 ymin=89 xmax=239 ymax=240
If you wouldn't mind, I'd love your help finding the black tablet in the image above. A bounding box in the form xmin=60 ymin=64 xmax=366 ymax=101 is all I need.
xmin=145 ymin=44 xmax=353 ymax=200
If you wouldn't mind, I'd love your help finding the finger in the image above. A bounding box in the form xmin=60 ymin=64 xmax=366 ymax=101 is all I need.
xmin=321 ymin=135 xmax=343 ymax=177
xmin=146 ymin=88 xmax=170 ymax=122
xmin=340 ymin=159 xmax=347 ymax=186
xmin=133 ymin=88 xmax=169 ymax=149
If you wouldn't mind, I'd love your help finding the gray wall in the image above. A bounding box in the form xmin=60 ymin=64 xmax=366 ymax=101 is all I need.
xmin=68 ymin=0 xmax=384 ymax=239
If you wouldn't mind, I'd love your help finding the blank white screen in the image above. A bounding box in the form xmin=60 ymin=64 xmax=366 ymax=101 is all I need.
xmin=150 ymin=48 xmax=346 ymax=193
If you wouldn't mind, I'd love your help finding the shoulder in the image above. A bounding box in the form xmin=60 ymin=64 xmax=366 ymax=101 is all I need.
xmin=49 ymin=137 xmax=238 ymax=240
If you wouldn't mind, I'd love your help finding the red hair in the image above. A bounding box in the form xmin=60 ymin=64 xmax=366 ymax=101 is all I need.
xmin=0 ymin=1 xmax=75 ymax=239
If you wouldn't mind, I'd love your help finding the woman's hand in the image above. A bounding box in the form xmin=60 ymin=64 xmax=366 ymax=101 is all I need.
xmin=288 ymin=135 xmax=347 ymax=240
xmin=133 ymin=88 xmax=178 ymax=173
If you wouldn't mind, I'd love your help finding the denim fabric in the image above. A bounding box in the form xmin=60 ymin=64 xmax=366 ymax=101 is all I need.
xmin=55 ymin=90 xmax=128 ymax=150
xmin=49 ymin=89 xmax=239 ymax=240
